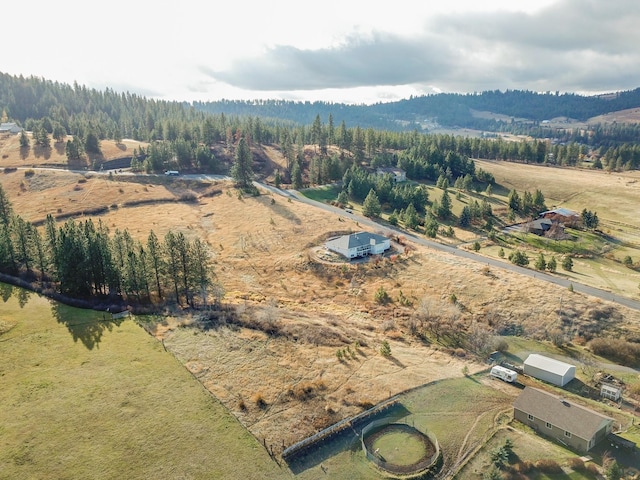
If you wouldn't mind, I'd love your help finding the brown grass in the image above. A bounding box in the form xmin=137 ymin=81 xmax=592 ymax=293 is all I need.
xmin=2 ymin=141 xmax=640 ymax=457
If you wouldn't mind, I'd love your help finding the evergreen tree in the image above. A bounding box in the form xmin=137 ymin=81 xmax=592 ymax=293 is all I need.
xmin=19 ymin=130 xmax=30 ymax=148
xmin=291 ymin=161 xmax=303 ymax=189
xmin=562 ymin=256 xmax=573 ymax=271
xmin=84 ymin=130 xmax=101 ymax=154
xmin=459 ymin=205 xmax=471 ymax=227
xmin=146 ymin=230 xmax=164 ymax=300
xmin=547 ymin=256 xmax=557 ymax=272
xmin=362 ymin=189 xmax=381 ymax=217
xmin=437 ymin=190 xmax=452 ymax=219
xmin=534 ymin=253 xmax=546 ymax=271
xmin=231 ymin=137 xmax=254 ymax=188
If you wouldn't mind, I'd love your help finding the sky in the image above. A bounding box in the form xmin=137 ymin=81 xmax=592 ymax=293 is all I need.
xmin=3 ymin=0 xmax=640 ymax=105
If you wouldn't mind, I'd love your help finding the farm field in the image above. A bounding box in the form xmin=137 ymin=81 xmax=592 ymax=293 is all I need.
xmin=0 ymin=283 xmax=286 ymax=480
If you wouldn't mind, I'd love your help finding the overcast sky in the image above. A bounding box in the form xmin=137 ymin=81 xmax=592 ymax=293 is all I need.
xmin=3 ymin=0 xmax=639 ymax=104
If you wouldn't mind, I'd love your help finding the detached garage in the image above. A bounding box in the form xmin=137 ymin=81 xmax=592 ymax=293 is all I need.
xmin=523 ymin=354 xmax=576 ymax=387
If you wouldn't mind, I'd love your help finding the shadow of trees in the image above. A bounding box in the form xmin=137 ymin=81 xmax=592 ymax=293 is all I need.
xmin=49 ymin=302 xmax=126 ymax=350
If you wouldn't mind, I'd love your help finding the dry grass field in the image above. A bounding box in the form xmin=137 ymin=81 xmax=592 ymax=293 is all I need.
xmin=3 ymin=133 xmax=640 ymax=476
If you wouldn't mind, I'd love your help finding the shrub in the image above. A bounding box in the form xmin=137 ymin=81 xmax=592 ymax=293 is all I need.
xmin=513 ymin=460 xmax=533 ymax=474
xmin=252 ymin=392 xmax=267 ymax=408
xmin=568 ymin=457 xmax=585 ymax=471
xmin=374 ymin=286 xmax=391 ymax=305
xmin=588 ymin=337 xmax=640 ymax=366
xmin=237 ymin=398 xmax=247 ymax=411
xmin=534 ymin=459 xmax=562 ymax=474
xmin=380 ymin=340 xmax=391 ymax=357
xmin=585 ymin=463 xmax=600 ymax=476
xmin=508 ymin=250 xmax=529 ymax=266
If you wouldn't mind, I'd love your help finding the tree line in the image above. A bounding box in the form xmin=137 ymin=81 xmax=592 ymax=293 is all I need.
xmin=0 ymin=184 xmax=217 ymax=307
xmin=3 ymin=73 xmax=640 ymax=177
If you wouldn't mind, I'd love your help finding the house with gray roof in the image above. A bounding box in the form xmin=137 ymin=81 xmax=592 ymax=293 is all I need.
xmin=325 ymin=232 xmax=390 ymax=259
xmin=0 ymin=122 xmax=22 ymax=134
xmin=513 ymin=387 xmax=614 ymax=452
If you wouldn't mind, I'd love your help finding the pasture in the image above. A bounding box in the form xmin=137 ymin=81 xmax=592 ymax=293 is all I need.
xmin=0 ymin=283 xmax=286 ymax=480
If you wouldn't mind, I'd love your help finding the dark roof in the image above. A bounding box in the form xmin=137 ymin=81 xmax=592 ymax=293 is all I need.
xmin=530 ymin=219 xmax=553 ymax=230
xmin=514 ymin=387 xmax=613 ymax=440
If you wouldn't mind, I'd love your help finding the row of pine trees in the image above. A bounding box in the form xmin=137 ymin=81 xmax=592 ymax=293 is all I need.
xmin=0 ymin=185 xmax=216 ymax=306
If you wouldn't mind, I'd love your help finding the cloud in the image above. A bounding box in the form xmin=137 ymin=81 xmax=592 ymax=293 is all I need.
xmin=202 ymin=31 xmax=458 ymax=91
xmin=204 ymin=0 xmax=640 ymax=95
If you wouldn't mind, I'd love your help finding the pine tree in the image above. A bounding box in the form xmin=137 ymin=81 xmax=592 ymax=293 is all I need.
xmin=231 ymin=137 xmax=254 ymax=188
xmin=459 ymin=205 xmax=471 ymax=227
xmin=362 ymin=189 xmax=381 ymax=217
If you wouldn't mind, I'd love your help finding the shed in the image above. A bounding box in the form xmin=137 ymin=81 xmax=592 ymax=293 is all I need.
xmin=600 ymin=384 xmax=621 ymax=401
xmin=523 ymin=354 xmax=576 ymax=387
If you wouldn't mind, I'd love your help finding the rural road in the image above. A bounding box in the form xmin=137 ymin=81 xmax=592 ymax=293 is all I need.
xmin=250 ymin=181 xmax=640 ymax=314
xmin=19 ymin=167 xmax=640 ymax=313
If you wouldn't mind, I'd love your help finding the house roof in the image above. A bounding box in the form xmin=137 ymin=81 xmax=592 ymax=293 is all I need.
xmin=524 ymin=354 xmax=574 ymax=376
xmin=326 ymin=232 xmax=388 ymax=250
xmin=376 ymin=167 xmax=405 ymax=175
xmin=0 ymin=122 xmax=20 ymax=132
xmin=530 ymin=219 xmax=553 ymax=230
xmin=514 ymin=387 xmax=613 ymax=440
xmin=541 ymin=208 xmax=578 ymax=217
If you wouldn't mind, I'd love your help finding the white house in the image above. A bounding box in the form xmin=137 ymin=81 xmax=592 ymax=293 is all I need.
xmin=376 ymin=167 xmax=406 ymax=183
xmin=523 ymin=354 xmax=576 ymax=387
xmin=325 ymin=232 xmax=391 ymax=259
xmin=0 ymin=122 xmax=22 ymax=134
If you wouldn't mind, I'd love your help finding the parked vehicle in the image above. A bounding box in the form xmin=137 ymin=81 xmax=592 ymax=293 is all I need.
xmin=490 ymin=365 xmax=518 ymax=383
xmin=165 ymin=170 xmax=180 ymax=176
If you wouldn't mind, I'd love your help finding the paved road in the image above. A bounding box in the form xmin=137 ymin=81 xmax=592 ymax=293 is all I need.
xmin=263 ymin=183 xmax=640 ymax=313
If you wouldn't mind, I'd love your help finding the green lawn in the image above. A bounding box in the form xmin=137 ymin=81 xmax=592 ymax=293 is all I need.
xmin=300 ymin=185 xmax=341 ymax=203
xmin=0 ymin=283 xmax=288 ymax=480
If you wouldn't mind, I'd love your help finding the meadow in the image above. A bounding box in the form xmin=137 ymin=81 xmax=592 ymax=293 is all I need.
xmin=0 ymin=284 xmax=286 ymax=479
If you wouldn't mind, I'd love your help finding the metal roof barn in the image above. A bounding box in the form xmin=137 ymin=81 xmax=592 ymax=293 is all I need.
xmin=523 ymin=354 xmax=576 ymax=387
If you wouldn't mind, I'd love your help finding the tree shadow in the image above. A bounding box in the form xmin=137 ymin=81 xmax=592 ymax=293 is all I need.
xmin=33 ymin=145 xmax=52 ymax=160
xmin=49 ymin=302 xmax=126 ymax=350
xmin=0 ymin=281 xmax=32 ymax=306
xmin=54 ymin=141 xmax=66 ymax=156
xmin=20 ymin=145 xmax=30 ymax=160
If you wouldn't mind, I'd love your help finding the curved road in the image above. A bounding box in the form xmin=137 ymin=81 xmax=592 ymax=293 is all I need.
xmin=248 ymin=180 xmax=640 ymax=313
xmin=21 ymin=168 xmax=640 ymax=313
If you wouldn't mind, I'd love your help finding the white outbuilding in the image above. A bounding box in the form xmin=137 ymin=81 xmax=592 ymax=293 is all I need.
xmin=523 ymin=354 xmax=576 ymax=387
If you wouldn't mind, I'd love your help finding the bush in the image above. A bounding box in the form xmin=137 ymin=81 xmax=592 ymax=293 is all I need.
xmin=374 ymin=286 xmax=391 ymax=305
xmin=534 ymin=459 xmax=562 ymax=474
xmin=512 ymin=460 xmax=533 ymax=474
xmin=379 ymin=340 xmax=391 ymax=357
xmin=508 ymin=250 xmax=529 ymax=266
xmin=252 ymin=392 xmax=267 ymax=408
xmin=588 ymin=337 xmax=640 ymax=366
xmin=568 ymin=457 xmax=585 ymax=471
xmin=24 ymin=169 xmax=35 ymax=177
xmin=585 ymin=463 xmax=600 ymax=476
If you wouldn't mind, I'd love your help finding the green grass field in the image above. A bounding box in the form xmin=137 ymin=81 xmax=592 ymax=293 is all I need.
xmin=370 ymin=427 xmax=428 ymax=465
xmin=0 ymin=283 xmax=287 ymax=480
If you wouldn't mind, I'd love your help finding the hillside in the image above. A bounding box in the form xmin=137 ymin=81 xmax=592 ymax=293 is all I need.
xmin=2 ymin=146 xmax=640 ymax=452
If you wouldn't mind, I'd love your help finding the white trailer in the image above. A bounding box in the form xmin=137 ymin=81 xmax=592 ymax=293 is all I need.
xmin=490 ymin=365 xmax=518 ymax=383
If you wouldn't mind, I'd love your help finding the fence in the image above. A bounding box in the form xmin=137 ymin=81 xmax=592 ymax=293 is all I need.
xmin=361 ymin=417 xmax=440 ymax=477
xmin=282 ymin=397 xmax=399 ymax=464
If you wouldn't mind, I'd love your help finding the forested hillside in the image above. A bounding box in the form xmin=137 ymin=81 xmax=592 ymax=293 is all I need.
xmin=2 ymin=72 xmax=640 ymax=177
